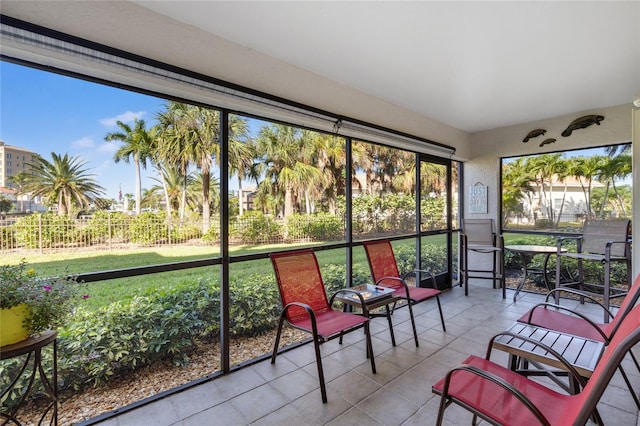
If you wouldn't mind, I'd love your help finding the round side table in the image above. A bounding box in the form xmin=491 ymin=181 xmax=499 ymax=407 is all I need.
xmin=1 ymin=330 xmax=58 ymax=425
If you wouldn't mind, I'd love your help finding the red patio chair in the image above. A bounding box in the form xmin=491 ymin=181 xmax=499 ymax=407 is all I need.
xmin=517 ymin=273 xmax=640 ymax=408
xmin=432 ymin=303 xmax=640 ymax=426
xmin=363 ymin=240 xmax=445 ymax=347
xmin=270 ymin=249 xmax=376 ymax=403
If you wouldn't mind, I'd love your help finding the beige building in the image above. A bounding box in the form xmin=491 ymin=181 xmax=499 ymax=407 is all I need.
xmin=0 ymin=141 xmax=37 ymax=189
xmin=0 ymin=141 xmax=42 ymax=212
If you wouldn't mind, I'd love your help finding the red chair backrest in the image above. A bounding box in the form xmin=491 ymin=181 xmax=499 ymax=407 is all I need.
xmin=363 ymin=240 xmax=403 ymax=290
xmin=571 ymin=302 xmax=640 ymax=424
xmin=270 ymin=249 xmax=331 ymax=324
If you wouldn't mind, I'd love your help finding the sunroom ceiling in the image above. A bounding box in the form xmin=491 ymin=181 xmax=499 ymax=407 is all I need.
xmin=131 ymin=1 xmax=640 ymax=133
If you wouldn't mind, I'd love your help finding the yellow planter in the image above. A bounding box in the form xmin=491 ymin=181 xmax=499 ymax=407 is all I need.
xmin=0 ymin=304 xmax=31 ymax=346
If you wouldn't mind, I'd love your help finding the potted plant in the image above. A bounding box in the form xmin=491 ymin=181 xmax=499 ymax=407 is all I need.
xmin=0 ymin=260 xmax=87 ymax=346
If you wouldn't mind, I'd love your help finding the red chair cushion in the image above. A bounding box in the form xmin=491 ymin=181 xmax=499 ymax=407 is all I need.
xmin=517 ymin=309 xmax=613 ymax=342
xmin=291 ymin=310 xmax=369 ymax=339
xmin=432 ymin=355 xmax=578 ymax=426
xmin=394 ymin=286 xmax=441 ymax=303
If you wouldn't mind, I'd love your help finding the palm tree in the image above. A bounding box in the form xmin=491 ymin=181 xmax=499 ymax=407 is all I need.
xmin=313 ymin=133 xmax=346 ymax=214
xmin=104 ymin=118 xmax=155 ymax=215
xmin=596 ymin=154 xmax=632 ymax=217
xmin=149 ymin=165 xmax=190 ymax=213
xmin=529 ymin=153 xmax=563 ymax=223
xmin=8 ymin=171 xmax=30 ymax=212
xmin=255 ymin=124 xmax=321 ymax=217
xmin=227 ymin=115 xmax=255 ymax=217
xmin=156 ymin=102 xmax=221 ymax=231
xmin=23 ymin=153 xmax=105 ymax=215
xmin=571 ymin=155 xmax=606 ymax=218
xmin=604 ymin=142 xmax=631 ymax=157
xmin=501 ymin=158 xmax=535 ymax=224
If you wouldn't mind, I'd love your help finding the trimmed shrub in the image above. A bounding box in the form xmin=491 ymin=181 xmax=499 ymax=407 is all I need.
xmin=13 ymin=213 xmax=76 ymax=248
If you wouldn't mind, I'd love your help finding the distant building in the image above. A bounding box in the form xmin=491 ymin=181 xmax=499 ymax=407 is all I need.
xmin=0 ymin=141 xmax=44 ymax=212
xmin=513 ymin=175 xmax=606 ymax=224
xmin=0 ymin=141 xmax=38 ymax=188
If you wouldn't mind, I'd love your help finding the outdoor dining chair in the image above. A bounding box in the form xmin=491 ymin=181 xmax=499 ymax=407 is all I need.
xmin=517 ymin=273 xmax=640 ymax=408
xmin=459 ymin=218 xmax=505 ymax=298
xmin=432 ymin=302 xmax=640 ymax=426
xmin=555 ymin=219 xmax=631 ymax=323
xmin=363 ymin=240 xmax=445 ymax=347
xmin=269 ymin=249 xmax=376 ymax=403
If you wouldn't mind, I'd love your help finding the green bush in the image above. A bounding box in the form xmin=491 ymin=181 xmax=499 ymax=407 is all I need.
xmin=129 ymin=212 xmax=169 ymax=244
xmin=202 ymin=224 xmax=220 ymax=243
xmin=0 ymin=272 xmax=287 ymax=399
xmin=13 ymin=213 xmax=76 ymax=248
xmin=86 ymin=211 xmax=131 ymax=243
xmin=285 ymin=213 xmax=343 ymax=241
xmin=232 ymin=212 xmax=282 ymax=244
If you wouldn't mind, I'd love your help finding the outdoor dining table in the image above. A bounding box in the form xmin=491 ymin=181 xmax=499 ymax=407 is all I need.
xmin=505 ymin=244 xmax=567 ymax=302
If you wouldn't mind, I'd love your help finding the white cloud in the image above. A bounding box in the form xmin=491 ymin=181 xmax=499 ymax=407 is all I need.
xmin=100 ymin=111 xmax=146 ymax=127
xmin=71 ymin=137 xmax=95 ymax=149
xmin=97 ymin=142 xmax=118 ymax=154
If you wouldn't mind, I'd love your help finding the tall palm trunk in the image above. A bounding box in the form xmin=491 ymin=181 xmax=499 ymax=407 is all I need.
xmin=238 ymin=177 xmax=244 ymax=217
xmin=134 ymin=158 xmax=142 ymax=215
xmin=201 ymin=169 xmax=211 ymax=233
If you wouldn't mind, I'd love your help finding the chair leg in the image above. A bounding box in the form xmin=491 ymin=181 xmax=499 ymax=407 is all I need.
xmin=310 ymin=337 xmax=328 ymax=403
xmin=364 ymin=321 xmax=376 ymax=374
xmin=436 ymin=296 xmax=446 ymax=332
xmin=463 ymin=247 xmax=469 ymax=296
xmin=271 ymin=314 xmax=286 ymax=364
xmin=617 ymin=365 xmax=640 ymax=410
xmin=603 ymin=261 xmax=611 ymax=323
xmin=406 ymin=299 xmax=420 ymax=347
xmin=385 ymin=304 xmax=396 ymax=346
xmin=436 ymin=394 xmax=448 ymax=425
xmin=492 ymin=250 xmax=497 ymax=289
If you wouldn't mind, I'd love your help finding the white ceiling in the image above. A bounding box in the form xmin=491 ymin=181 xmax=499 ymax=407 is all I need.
xmin=131 ymin=1 xmax=640 ymax=133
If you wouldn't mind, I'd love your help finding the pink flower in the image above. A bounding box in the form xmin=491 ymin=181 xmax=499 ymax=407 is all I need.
xmin=82 ymin=294 xmax=90 ymax=300
xmin=43 ymin=285 xmax=52 ymax=291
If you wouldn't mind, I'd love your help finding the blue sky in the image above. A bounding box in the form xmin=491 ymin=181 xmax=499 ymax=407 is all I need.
xmin=1 ymin=61 xmax=173 ymax=200
xmin=2 ymin=62 xmax=630 ymax=201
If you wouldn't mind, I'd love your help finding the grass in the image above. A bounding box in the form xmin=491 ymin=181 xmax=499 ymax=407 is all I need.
xmin=2 ymin=238 xmax=438 ymax=310
xmin=3 ymin=233 xmax=545 ymax=311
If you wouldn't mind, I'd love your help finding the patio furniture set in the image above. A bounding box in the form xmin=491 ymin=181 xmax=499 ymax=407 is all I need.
xmin=268 ymin=217 xmax=637 ymax=425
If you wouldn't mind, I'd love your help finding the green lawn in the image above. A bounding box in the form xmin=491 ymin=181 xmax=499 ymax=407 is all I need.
xmin=2 ymin=235 xmax=459 ymax=311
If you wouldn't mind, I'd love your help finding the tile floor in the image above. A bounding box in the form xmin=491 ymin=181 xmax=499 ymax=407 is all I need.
xmin=88 ymin=283 xmax=640 ymax=425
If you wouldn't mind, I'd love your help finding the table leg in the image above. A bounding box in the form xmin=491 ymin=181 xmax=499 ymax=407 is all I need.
xmin=541 ymin=253 xmax=553 ymax=292
xmin=513 ymin=252 xmax=531 ymax=302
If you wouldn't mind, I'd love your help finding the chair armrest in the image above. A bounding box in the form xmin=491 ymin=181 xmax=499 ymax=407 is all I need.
xmin=557 ymin=235 xmax=581 ymax=252
xmin=403 ymin=269 xmax=437 ymax=288
xmin=604 ymin=239 xmax=632 ymax=260
xmin=487 ymin=332 xmax=587 ymax=389
xmin=522 ymin=303 xmax=610 ymax=342
xmin=543 ymin=288 xmax=614 ymax=317
xmin=282 ymin=301 xmax=318 ymax=333
xmin=437 ymin=363 xmax=551 ymax=426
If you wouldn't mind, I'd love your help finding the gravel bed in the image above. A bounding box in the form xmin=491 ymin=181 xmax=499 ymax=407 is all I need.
xmin=15 ymin=328 xmax=305 ymax=425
